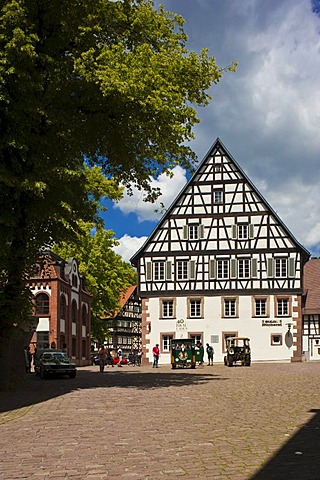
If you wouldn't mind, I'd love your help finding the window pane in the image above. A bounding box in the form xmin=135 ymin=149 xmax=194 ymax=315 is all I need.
xmin=177 ymin=261 xmax=188 ymax=280
xmin=255 ymin=299 xmax=267 ymax=316
xmin=238 ymin=259 xmax=250 ymax=278
xmin=163 ymin=300 xmax=174 ymax=318
xmin=224 ymin=299 xmax=236 ymax=317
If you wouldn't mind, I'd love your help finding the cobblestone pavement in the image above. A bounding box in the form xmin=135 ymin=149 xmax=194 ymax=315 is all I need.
xmin=1 ymin=362 xmax=320 ymax=480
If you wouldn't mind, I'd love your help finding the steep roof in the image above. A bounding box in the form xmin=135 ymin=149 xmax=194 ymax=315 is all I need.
xmin=303 ymin=258 xmax=320 ymax=314
xmin=130 ymin=138 xmax=309 ymax=264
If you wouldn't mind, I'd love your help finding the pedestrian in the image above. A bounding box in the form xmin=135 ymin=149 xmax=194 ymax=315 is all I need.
xmin=106 ymin=349 xmax=114 ymax=367
xmin=136 ymin=349 xmax=143 ymax=366
xmin=152 ymin=344 xmax=160 ymax=368
xmin=98 ymin=345 xmax=106 ymax=372
xmin=206 ymin=343 xmax=214 ymax=365
xmin=24 ymin=346 xmax=32 ymax=373
xmin=117 ymin=347 xmax=123 ymax=367
xmin=198 ymin=342 xmax=204 ymax=366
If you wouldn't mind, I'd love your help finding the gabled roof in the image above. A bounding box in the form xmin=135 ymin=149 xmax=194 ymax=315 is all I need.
xmin=130 ymin=138 xmax=309 ymax=264
xmin=112 ymin=285 xmax=137 ymax=318
xmin=303 ymin=258 xmax=320 ymax=313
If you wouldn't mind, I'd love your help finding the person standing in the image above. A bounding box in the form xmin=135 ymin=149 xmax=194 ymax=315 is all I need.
xmin=206 ymin=343 xmax=214 ymax=366
xmin=117 ymin=347 xmax=123 ymax=367
xmin=152 ymin=344 xmax=160 ymax=368
xmin=98 ymin=345 xmax=106 ymax=372
xmin=198 ymin=343 xmax=204 ymax=366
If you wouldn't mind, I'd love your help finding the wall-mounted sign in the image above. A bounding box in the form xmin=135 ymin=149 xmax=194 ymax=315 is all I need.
xmin=262 ymin=319 xmax=282 ymax=327
xmin=176 ymin=318 xmax=188 ymax=331
xmin=211 ymin=335 xmax=219 ymax=344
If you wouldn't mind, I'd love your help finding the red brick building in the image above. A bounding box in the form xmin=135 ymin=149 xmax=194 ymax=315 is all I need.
xmin=302 ymin=257 xmax=320 ymax=361
xmin=28 ymin=251 xmax=92 ymax=366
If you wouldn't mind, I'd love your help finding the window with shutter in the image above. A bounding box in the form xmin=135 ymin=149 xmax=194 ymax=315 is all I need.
xmin=251 ymin=258 xmax=258 ymax=278
xmin=230 ymin=259 xmax=237 ymax=279
xmin=146 ymin=262 xmax=152 ymax=281
xmin=189 ymin=260 xmax=196 ymax=280
xmin=267 ymin=258 xmax=274 ymax=277
xmin=209 ymin=259 xmax=216 ymax=279
xmin=166 ymin=261 xmax=172 ymax=281
xmin=288 ymin=258 xmax=295 ymax=278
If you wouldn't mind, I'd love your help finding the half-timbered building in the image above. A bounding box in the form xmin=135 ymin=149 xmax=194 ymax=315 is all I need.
xmin=131 ymin=139 xmax=310 ymax=364
xmin=103 ymin=285 xmax=142 ymax=355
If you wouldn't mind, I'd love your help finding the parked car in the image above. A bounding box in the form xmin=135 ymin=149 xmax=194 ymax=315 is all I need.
xmin=35 ymin=349 xmax=77 ymax=378
xmin=224 ymin=337 xmax=251 ymax=367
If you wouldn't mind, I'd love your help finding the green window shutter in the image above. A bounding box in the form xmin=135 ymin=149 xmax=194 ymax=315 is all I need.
xmin=189 ymin=260 xmax=196 ymax=280
xmin=199 ymin=224 xmax=205 ymax=239
xmin=251 ymin=258 xmax=258 ymax=278
xmin=249 ymin=224 xmax=254 ymax=239
xmin=166 ymin=261 xmax=172 ymax=281
xmin=288 ymin=258 xmax=295 ymax=278
xmin=230 ymin=259 xmax=237 ymax=279
xmin=146 ymin=262 xmax=152 ymax=281
xmin=267 ymin=258 xmax=274 ymax=277
xmin=183 ymin=225 xmax=188 ymax=240
xmin=209 ymin=259 xmax=216 ymax=279
xmin=231 ymin=225 xmax=237 ymax=240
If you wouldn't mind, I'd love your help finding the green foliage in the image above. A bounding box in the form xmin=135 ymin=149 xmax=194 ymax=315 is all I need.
xmin=53 ymin=224 xmax=137 ymax=341
xmin=0 ymin=0 xmax=235 ymax=337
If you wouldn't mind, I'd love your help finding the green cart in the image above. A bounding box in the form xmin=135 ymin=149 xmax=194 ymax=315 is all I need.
xmin=171 ymin=338 xmax=196 ymax=369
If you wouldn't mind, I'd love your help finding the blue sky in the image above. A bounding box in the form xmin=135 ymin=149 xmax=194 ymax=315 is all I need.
xmin=103 ymin=0 xmax=320 ymax=263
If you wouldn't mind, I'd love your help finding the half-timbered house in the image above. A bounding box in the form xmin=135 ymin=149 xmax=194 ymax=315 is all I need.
xmin=131 ymin=139 xmax=310 ymax=364
xmin=103 ymin=285 xmax=142 ymax=355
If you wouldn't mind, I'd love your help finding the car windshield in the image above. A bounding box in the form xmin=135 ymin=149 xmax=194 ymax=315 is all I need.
xmin=42 ymin=352 xmax=69 ymax=361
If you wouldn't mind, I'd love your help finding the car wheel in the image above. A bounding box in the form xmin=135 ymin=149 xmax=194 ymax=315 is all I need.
xmin=40 ymin=368 xmax=47 ymax=379
xmin=68 ymin=371 xmax=76 ymax=378
xmin=227 ymin=356 xmax=234 ymax=367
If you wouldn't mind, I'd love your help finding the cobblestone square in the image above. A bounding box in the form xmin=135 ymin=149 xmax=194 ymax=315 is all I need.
xmin=1 ymin=362 xmax=320 ymax=479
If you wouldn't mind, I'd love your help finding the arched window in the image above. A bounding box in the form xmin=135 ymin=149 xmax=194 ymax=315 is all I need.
xmin=82 ymin=304 xmax=87 ymax=326
xmin=60 ymin=295 xmax=66 ymax=319
xmin=36 ymin=293 xmax=49 ymax=315
xmin=71 ymin=300 xmax=77 ymax=323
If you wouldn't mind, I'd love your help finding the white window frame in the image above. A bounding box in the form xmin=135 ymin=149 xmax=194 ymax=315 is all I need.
xmin=255 ymin=298 xmax=267 ymax=317
xmin=162 ymin=335 xmax=173 ymax=352
xmin=153 ymin=261 xmax=165 ymax=281
xmin=238 ymin=224 xmax=248 ymax=240
xmin=162 ymin=299 xmax=174 ymax=318
xmin=238 ymin=259 xmax=250 ymax=279
xmin=275 ymin=258 xmax=287 ymax=278
xmin=177 ymin=260 xmax=189 ymax=280
xmin=217 ymin=259 xmax=229 ymax=279
xmin=224 ymin=298 xmax=237 ymax=317
xmin=277 ymin=298 xmax=289 ymax=316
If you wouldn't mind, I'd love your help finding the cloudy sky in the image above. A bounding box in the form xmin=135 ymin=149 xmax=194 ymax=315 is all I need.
xmin=105 ymin=0 xmax=320 ymax=263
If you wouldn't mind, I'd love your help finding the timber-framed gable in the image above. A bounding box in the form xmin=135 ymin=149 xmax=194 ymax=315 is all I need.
xmin=131 ymin=139 xmax=310 ymax=364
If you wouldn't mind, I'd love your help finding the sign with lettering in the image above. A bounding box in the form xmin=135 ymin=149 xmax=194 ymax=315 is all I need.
xmin=262 ymin=319 xmax=282 ymax=327
xmin=176 ymin=318 xmax=188 ymax=331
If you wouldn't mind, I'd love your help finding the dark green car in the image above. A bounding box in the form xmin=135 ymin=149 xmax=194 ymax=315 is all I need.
xmin=171 ymin=338 xmax=196 ymax=369
xmin=35 ymin=349 xmax=77 ymax=379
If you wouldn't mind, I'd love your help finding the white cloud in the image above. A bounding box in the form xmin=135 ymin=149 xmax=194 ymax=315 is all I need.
xmin=113 ymin=165 xmax=188 ymax=222
xmin=113 ymin=234 xmax=148 ymax=263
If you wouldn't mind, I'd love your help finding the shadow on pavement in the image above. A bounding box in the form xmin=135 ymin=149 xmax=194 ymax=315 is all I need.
xmin=251 ymin=409 xmax=320 ymax=480
xmin=0 ymin=367 xmax=228 ymax=414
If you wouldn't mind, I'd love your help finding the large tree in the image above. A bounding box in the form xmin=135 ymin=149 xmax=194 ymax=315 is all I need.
xmin=53 ymin=224 xmax=137 ymax=343
xmin=0 ymin=0 xmax=235 ymax=386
